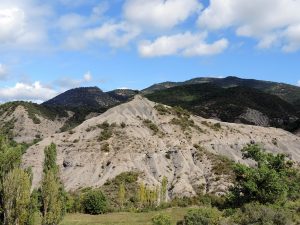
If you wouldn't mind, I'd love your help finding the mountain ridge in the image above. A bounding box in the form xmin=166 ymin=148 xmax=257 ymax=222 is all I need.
xmin=22 ymin=95 xmax=300 ymax=198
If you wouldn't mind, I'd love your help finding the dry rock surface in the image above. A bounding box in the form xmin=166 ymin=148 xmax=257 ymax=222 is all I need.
xmin=0 ymin=105 xmax=70 ymax=143
xmin=22 ymin=96 xmax=300 ymax=198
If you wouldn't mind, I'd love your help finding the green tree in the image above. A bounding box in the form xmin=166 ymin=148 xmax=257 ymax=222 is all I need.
xmin=43 ymin=143 xmax=58 ymax=174
xmin=160 ymin=177 xmax=168 ymax=204
xmin=0 ymin=136 xmax=23 ymax=224
xmin=3 ymin=168 xmax=31 ymax=225
xmin=40 ymin=143 xmax=66 ymax=225
xmin=82 ymin=189 xmax=108 ymax=215
xmin=229 ymin=144 xmax=298 ymax=206
xmin=138 ymin=183 xmax=146 ymax=207
xmin=152 ymin=214 xmax=171 ymax=225
xmin=118 ymin=182 xmax=126 ymax=209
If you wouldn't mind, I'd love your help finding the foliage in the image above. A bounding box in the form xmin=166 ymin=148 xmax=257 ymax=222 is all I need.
xmin=0 ymin=136 xmax=24 ymax=224
xmin=41 ymin=143 xmax=66 ymax=225
xmin=178 ymin=207 xmax=222 ymax=225
xmin=98 ymin=122 xmax=114 ymax=141
xmin=152 ymin=214 xmax=172 ymax=225
xmin=143 ymin=119 xmax=160 ymax=135
xmin=43 ymin=143 xmax=58 ymax=174
xmin=82 ymin=189 xmax=108 ymax=215
xmin=229 ymin=144 xmax=300 ymax=206
xmin=160 ymin=177 xmax=168 ymax=204
xmin=232 ymin=202 xmax=292 ymax=225
xmin=118 ymin=182 xmax=126 ymax=208
xmin=146 ymin=83 xmax=300 ymax=132
xmin=154 ymin=104 xmax=170 ymax=115
xmin=3 ymin=168 xmax=31 ymax=225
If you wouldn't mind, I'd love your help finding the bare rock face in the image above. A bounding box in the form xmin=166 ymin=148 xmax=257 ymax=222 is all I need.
xmin=0 ymin=105 xmax=70 ymax=143
xmin=22 ymin=96 xmax=300 ymax=199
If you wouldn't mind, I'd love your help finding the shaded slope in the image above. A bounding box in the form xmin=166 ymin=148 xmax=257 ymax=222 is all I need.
xmin=142 ymin=76 xmax=300 ymax=107
xmin=145 ymin=83 xmax=300 ymax=132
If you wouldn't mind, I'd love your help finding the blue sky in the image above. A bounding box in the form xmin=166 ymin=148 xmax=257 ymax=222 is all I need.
xmin=0 ymin=0 xmax=300 ymax=102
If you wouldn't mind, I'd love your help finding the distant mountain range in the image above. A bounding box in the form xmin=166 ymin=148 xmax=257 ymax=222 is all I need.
xmin=1 ymin=76 xmax=300 ymax=143
xmin=142 ymin=76 xmax=300 ymax=106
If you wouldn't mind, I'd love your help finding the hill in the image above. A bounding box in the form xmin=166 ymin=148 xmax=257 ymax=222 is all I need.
xmin=0 ymin=101 xmax=70 ymax=143
xmin=145 ymin=83 xmax=300 ymax=133
xmin=22 ymin=96 xmax=300 ymax=198
xmin=143 ymin=76 xmax=300 ymax=108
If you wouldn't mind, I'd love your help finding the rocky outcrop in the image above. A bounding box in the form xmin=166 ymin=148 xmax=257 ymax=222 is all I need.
xmin=22 ymin=96 xmax=300 ymax=198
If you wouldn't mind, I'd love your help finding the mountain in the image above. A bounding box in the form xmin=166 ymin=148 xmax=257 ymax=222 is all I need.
xmin=145 ymin=83 xmax=300 ymax=132
xmin=107 ymin=89 xmax=139 ymax=102
xmin=142 ymin=76 xmax=300 ymax=107
xmin=42 ymin=87 xmax=139 ymax=132
xmin=22 ymin=96 xmax=300 ymax=198
xmin=43 ymin=87 xmax=120 ymax=108
xmin=0 ymin=101 xmax=70 ymax=143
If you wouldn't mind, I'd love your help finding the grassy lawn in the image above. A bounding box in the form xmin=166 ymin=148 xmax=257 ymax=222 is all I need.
xmin=35 ymin=207 xmax=191 ymax=225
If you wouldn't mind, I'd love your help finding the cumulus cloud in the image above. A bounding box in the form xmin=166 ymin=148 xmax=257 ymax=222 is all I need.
xmin=65 ymin=22 xmax=140 ymax=49
xmin=0 ymin=64 xmax=8 ymax=80
xmin=124 ymin=0 xmax=201 ymax=30
xmin=0 ymin=0 xmax=51 ymax=49
xmin=198 ymin=0 xmax=300 ymax=51
xmin=138 ymin=32 xmax=228 ymax=57
xmin=297 ymin=80 xmax=300 ymax=86
xmin=0 ymin=81 xmax=57 ymax=103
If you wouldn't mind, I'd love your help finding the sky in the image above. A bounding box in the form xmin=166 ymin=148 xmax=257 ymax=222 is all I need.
xmin=0 ymin=0 xmax=300 ymax=103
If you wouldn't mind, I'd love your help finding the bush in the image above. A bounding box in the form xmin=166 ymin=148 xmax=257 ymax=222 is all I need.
xmin=143 ymin=119 xmax=159 ymax=135
xmin=152 ymin=214 xmax=171 ymax=225
xmin=228 ymin=144 xmax=299 ymax=206
xmin=178 ymin=207 xmax=222 ymax=225
xmin=232 ymin=202 xmax=292 ymax=225
xmin=82 ymin=189 xmax=108 ymax=215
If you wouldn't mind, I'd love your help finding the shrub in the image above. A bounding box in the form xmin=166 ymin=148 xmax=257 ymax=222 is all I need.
xmin=101 ymin=142 xmax=110 ymax=152
xmin=143 ymin=119 xmax=159 ymax=135
xmin=232 ymin=202 xmax=292 ymax=225
xmin=82 ymin=189 xmax=108 ymax=215
xmin=179 ymin=207 xmax=222 ymax=225
xmin=228 ymin=144 xmax=299 ymax=206
xmin=154 ymin=104 xmax=170 ymax=115
xmin=120 ymin=122 xmax=126 ymax=128
xmin=99 ymin=128 xmax=113 ymax=141
xmin=152 ymin=214 xmax=171 ymax=225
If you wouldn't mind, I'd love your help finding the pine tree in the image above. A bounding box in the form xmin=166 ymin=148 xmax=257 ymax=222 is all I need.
xmin=3 ymin=168 xmax=31 ymax=225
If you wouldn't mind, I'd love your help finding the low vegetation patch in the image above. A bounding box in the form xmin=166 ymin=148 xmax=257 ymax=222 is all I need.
xmin=98 ymin=122 xmax=114 ymax=141
xmin=143 ymin=119 xmax=160 ymax=135
xmin=193 ymin=144 xmax=235 ymax=178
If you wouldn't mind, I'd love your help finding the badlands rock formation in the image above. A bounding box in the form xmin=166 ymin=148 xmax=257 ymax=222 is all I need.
xmin=0 ymin=105 xmax=70 ymax=143
xmin=22 ymin=96 xmax=300 ymax=198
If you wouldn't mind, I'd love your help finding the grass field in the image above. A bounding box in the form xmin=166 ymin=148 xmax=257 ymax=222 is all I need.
xmin=36 ymin=207 xmax=191 ymax=225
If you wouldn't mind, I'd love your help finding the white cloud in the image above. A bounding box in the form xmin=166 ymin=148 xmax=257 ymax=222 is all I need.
xmin=138 ymin=32 xmax=228 ymax=57
xmin=0 ymin=0 xmax=51 ymax=49
xmin=65 ymin=22 xmax=140 ymax=49
xmin=198 ymin=0 xmax=300 ymax=51
xmin=0 ymin=81 xmax=57 ymax=103
xmin=83 ymin=71 xmax=92 ymax=82
xmin=124 ymin=0 xmax=201 ymax=30
xmin=57 ymin=13 xmax=87 ymax=31
xmin=0 ymin=64 xmax=8 ymax=80
xmin=297 ymin=80 xmax=300 ymax=87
